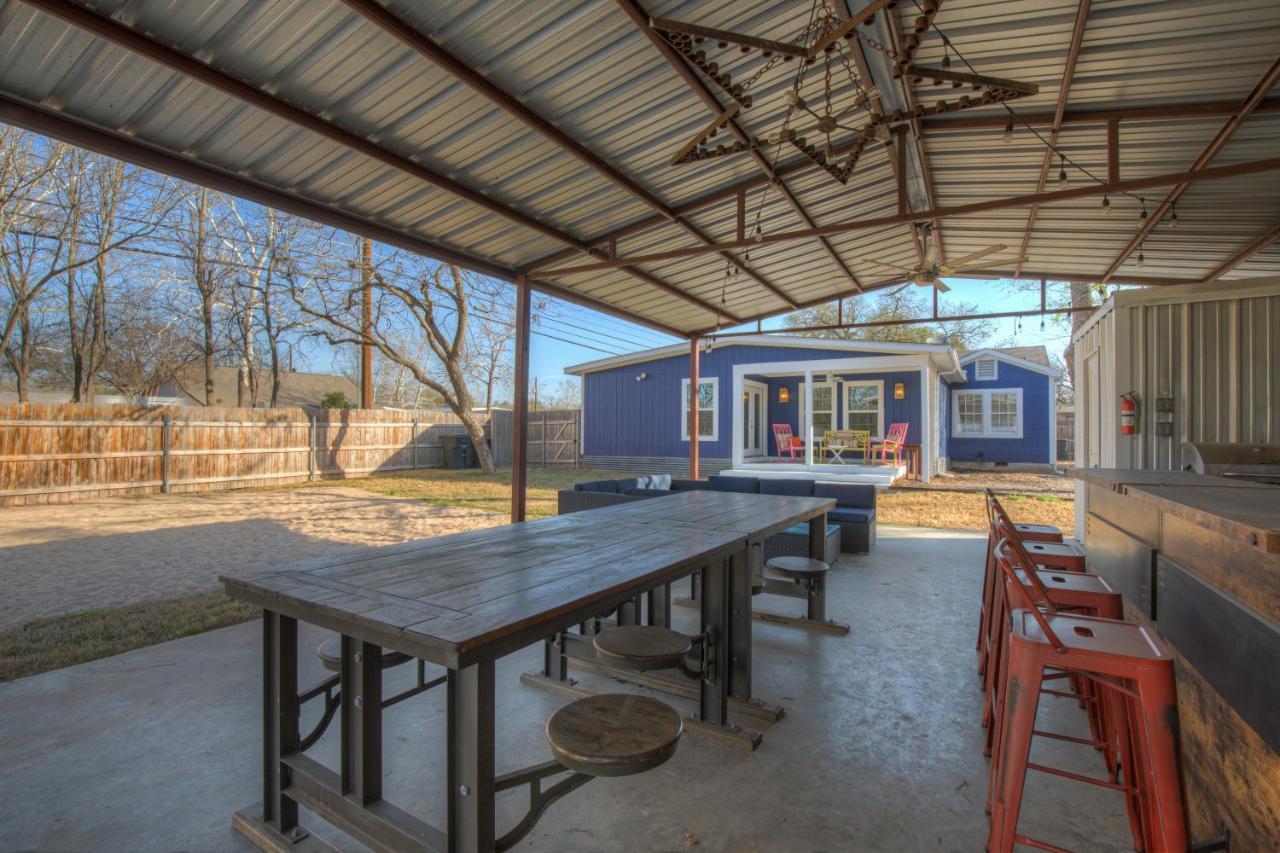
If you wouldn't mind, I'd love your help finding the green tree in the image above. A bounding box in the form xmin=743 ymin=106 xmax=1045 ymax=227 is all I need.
xmin=319 ymin=390 xmax=353 ymax=409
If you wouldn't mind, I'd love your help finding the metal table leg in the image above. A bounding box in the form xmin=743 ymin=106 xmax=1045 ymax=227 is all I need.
xmin=699 ymin=555 xmax=731 ymax=727
xmin=448 ymin=661 xmax=497 ymax=853
xmin=728 ymin=544 xmax=755 ymax=700
xmin=809 ymin=512 xmax=828 ymax=561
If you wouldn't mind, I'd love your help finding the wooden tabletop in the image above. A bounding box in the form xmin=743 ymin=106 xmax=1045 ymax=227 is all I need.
xmin=221 ymin=512 xmax=742 ymax=669
xmin=585 ymin=490 xmax=835 ymax=541
xmin=1070 ymin=467 xmax=1276 ymax=492
xmin=1124 ymin=485 xmax=1280 ymax=553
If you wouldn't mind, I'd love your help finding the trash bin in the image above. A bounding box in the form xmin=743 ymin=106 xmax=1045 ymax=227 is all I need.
xmin=440 ymin=433 xmax=468 ymax=469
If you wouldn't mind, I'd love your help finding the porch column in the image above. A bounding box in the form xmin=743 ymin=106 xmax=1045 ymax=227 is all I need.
xmin=689 ymin=337 xmax=700 ymax=480
xmin=511 ymin=274 xmax=531 ymax=521
xmin=803 ymin=369 xmax=814 ymax=467
xmin=919 ymin=365 xmax=932 ymax=484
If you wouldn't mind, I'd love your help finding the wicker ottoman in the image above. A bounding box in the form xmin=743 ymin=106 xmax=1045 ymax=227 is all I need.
xmin=763 ymin=523 xmax=841 ymax=565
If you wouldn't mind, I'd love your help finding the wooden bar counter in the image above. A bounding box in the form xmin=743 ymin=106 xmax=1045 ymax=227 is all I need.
xmin=1072 ymin=468 xmax=1280 ymax=847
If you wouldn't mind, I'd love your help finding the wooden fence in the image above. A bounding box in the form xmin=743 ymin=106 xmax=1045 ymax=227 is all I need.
xmin=489 ymin=407 xmax=581 ymax=466
xmin=0 ymin=403 xmax=468 ymax=507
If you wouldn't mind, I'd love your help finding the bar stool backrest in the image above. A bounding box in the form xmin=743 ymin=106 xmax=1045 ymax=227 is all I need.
xmin=995 ymin=539 xmax=1068 ymax=653
xmin=992 ymin=515 xmax=1059 ymax=609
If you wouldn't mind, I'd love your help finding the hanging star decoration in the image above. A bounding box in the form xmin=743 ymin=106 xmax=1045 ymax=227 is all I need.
xmin=653 ymin=0 xmax=1038 ymax=185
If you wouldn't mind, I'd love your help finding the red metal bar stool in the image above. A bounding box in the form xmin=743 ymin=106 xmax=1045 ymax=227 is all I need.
xmin=986 ymin=541 xmax=1187 ymax=853
xmin=982 ymin=528 xmax=1126 ymax=781
xmin=978 ymin=491 xmax=1072 ymax=665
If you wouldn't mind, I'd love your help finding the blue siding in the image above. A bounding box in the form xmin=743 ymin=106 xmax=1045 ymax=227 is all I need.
xmin=946 ymin=359 xmax=1052 ymax=464
xmin=583 ymin=344 xmax=925 ymax=459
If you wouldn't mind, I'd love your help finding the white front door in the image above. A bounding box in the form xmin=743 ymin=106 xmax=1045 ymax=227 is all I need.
xmin=743 ymin=382 xmax=766 ymax=457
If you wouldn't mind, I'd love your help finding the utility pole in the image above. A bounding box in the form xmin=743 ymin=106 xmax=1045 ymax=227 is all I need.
xmin=360 ymin=237 xmax=373 ymax=409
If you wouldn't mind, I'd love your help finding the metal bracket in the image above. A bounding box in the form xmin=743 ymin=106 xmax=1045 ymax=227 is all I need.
xmin=494 ymin=760 xmax=592 ymax=852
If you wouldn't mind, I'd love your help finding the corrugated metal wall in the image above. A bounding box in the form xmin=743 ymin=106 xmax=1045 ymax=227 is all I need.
xmin=1073 ymin=280 xmax=1279 ymax=470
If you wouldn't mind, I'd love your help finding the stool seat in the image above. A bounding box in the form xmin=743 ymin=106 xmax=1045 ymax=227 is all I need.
xmin=546 ymin=694 xmax=683 ymax=777
xmin=316 ymin=635 xmax=411 ymax=672
xmin=766 ymin=556 xmax=830 ymax=579
xmin=593 ymin=625 xmax=692 ymax=671
xmin=1012 ymin=522 xmax=1064 ymax=543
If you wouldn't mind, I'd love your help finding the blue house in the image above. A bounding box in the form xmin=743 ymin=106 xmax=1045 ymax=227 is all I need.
xmin=565 ymin=336 xmax=1060 ymax=484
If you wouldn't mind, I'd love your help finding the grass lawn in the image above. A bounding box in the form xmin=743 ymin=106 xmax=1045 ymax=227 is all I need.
xmin=0 ymin=590 xmax=255 ymax=683
xmin=325 ymin=466 xmax=621 ymax=519
xmin=878 ymin=489 xmax=1074 ymax=535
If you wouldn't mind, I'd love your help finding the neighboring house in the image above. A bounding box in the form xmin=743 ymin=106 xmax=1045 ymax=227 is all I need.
xmin=1071 ymin=276 xmax=1280 ymax=471
xmin=157 ymin=367 xmax=358 ymax=410
xmin=565 ymin=336 xmax=1060 ymax=483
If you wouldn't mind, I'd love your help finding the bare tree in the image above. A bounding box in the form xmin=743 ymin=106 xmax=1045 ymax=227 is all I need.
xmin=172 ymin=187 xmax=231 ymax=405
xmin=98 ymin=286 xmax=196 ymax=400
xmin=783 ymin=287 xmax=994 ymax=350
xmin=293 ymin=249 xmax=500 ymax=473
xmin=463 ymin=278 xmax=515 ymax=414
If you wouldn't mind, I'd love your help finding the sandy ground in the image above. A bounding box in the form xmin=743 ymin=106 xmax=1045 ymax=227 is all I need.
xmin=0 ymin=487 xmax=505 ymax=629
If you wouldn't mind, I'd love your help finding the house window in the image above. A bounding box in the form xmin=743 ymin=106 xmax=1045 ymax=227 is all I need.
xmin=681 ymin=377 xmax=718 ymax=441
xmin=974 ymin=357 xmax=998 ymax=381
xmin=799 ymin=381 xmax=835 ymax=438
xmin=844 ymin=380 xmax=883 ymax=437
xmin=953 ymin=388 xmax=1023 ymax=438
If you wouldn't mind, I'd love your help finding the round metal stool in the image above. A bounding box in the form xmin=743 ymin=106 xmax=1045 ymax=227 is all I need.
xmin=592 ymin=625 xmax=692 ymax=671
xmin=765 ymin=555 xmax=830 ymax=580
xmin=316 ymin=635 xmax=411 ymax=673
xmin=546 ymin=694 xmax=683 ymax=777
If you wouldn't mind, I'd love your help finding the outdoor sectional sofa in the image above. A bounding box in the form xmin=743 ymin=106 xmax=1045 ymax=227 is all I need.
xmin=557 ymin=474 xmax=875 ymax=555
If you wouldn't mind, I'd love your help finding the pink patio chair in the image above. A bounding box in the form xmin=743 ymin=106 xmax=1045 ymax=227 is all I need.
xmin=869 ymin=422 xmax=909 ymax=465
xmin=772 ymin=423 xmax=805 ymax=460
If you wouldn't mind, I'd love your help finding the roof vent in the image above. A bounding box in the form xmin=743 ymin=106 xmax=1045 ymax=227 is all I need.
xmin=974 ymin=358 xmax=998 ymax=381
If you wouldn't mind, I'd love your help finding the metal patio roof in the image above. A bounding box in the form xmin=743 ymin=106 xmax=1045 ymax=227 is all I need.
xmin=1 ymin=0 xmax=1278 ymax=337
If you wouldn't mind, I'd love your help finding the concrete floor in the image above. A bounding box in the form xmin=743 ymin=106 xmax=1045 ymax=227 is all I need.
xmin=0 ymin=527 xmax=1130 ymax=852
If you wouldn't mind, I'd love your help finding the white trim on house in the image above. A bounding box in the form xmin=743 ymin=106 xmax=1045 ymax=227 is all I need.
xmin=743 ymin=379 xmax=768 ymax=457
xmin=959 ymin=348 xmax=1061 ymax=378
xmin=681 ymin=376 xmax=719 ymax=442
xmin=565 ymin=334 xmax=965 ymax=377
xmin=952 ymin=387 xmax=1025 ymax=439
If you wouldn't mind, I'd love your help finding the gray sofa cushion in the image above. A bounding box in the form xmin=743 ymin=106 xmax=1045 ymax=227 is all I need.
xmin=670 ymin=478 xmax=709 ymax=491
xmin=624 ymin=488 xmax=672 ymax=497
xmin=759 ymin=479 xmax=815 ymax=497
xmin=828 ymin=507 xmax=875 ymax=525
xmin=814 ymin=482 xmax=877 ymax=510
xmin=575 ymin=479 xmax=619 ymax=493
xmin=708 ymin=475 xmax=760 ymax=494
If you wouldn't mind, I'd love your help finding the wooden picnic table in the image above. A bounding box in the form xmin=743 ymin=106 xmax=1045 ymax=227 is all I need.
xmin=220 ymin=489 xmax=831 ymax=853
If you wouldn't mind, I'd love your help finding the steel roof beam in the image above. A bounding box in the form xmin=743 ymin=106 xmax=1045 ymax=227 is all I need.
xmin=1099 ymin=54 xmax=1280 ymax=284
xmin=20 ymin=0 xmax=737 ymax=323
xmin=616 ymin=0 xmax=865 ymax=293
xmin=0 ymin=93 xmax=691 ymax=339
xmin=535 ymin=156 xmax=1280 ymax=274
xmin=335 ymin=0 xmax=795 ymax=311
xmin=527 ymin=94 xmax=1280 ymax=274
xmin=1199 ymin=223 xmax=1280 ymax=281
xmin=1014 ymin=0 xmax=1091 ymax=277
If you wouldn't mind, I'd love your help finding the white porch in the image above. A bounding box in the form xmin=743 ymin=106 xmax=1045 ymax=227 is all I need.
xmin=728 ymin=352 xmax=964 ymax=484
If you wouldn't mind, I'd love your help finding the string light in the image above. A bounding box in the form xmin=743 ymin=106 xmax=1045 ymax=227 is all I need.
xmin=1169 ymin=204 xmax=1179 ymax=229
xmin=1002 ymin=119 xmax=1013 ymax=143
xmin=1137 ymin=242 xmax=1146 ymax=267
xmin=1102 ymin=195 xmax=1111 ymax=215
xmin=1057 ymin=155 xmax=1068 ymax=185
xmin=1139 ymin=197 xmax=1149 ymax=221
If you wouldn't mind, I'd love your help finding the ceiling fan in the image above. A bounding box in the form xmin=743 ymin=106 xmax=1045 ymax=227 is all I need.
xmin=860 ymin=232 xmax=1009 ymax=292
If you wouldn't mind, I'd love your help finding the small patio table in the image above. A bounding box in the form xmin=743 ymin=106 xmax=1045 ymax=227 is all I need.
xmin=220 ymin=512 xmax=746 ymax=853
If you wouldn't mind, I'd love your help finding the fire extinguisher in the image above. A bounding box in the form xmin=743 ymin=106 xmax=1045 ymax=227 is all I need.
xmin=1120 ymin=392 xmax=1138 ymax=435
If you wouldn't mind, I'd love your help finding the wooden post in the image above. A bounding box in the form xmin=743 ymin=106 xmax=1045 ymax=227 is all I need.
xmin=360 ymin=237 xmax=373 ymax=410
xmin=308 ymin=415 xmax=317 ymax=482
xmin=542 ymin=410 xmax=548 ymax=466
xmin=688 ymin=337 xmax=700 ymax=480
xmin=161 ymin=413 xmax=173 ymax=493
xmin=511 ymin=275 xmax=531 ymax=522
xmin=411 ymin=418 xmax=419 ymax=470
